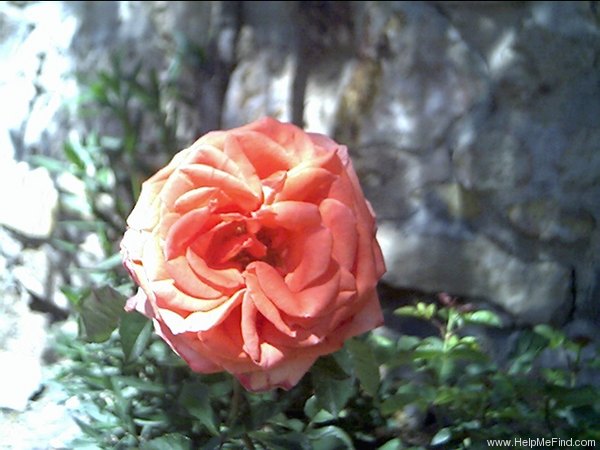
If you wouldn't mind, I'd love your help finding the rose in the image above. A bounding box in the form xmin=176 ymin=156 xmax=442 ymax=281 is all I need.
xmin=121 ymin=117 xmax=385 ymax=391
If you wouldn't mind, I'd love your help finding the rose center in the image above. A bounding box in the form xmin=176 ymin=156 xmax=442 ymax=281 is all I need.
xmin=207 ymin=220 xmax=286 ymax=272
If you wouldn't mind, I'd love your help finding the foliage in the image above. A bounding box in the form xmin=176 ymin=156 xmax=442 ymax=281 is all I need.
xmin=37 ymin=59 xmax=600 ymax=450
xmin=53 ymin=293 xmax=600 ymax=450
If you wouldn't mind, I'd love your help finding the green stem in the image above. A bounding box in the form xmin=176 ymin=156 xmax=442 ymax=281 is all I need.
xmin=223 ymin=380 xmax=256 ymax=450
xmin=226 ymin=378 xmax=242 ymax=427
xmin=242 ymin=433 xmax=256 ymax=450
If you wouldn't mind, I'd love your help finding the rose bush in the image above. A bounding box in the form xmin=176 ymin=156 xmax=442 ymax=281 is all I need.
xmin=121 ymin=117 xmax=385 ymax=391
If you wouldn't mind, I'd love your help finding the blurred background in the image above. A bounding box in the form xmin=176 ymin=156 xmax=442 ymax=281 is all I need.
xmin=0 ymin=1 xmax=599 ymax=448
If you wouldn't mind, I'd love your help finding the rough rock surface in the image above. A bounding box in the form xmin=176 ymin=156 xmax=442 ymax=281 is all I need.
xmin=0 ymin=1 xmax=599 ymax=446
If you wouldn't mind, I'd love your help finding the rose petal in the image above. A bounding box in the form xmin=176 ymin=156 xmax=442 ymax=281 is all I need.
xmin=180 ymin=164 xmax=261 ymax=211
xmin=223 ymin=135 xmax=262 ymax=194
xmin=159 ymin=289 xmax=244 ymax=334
xmin=255 ymin=201 xmax=321 ymax=231
xmin=153 ymin=320 xmax=221 ymax=373
xmin=241 ymin=292 xmax=260 ymax=362
xmin=330 ymin=287 xmax=384 ymax=341
xmin=187 ymin=144 xmax=245 ymax=178
xmin=127 ymin=179 xmax=166 ymax=231
xmin=142 ymin=233 xmax=170 ymax=281
xmin=198 ymin=306 xmax=248 ymax=362
xmin=252 ymin=261 xmax=340 ymax=318
xmin=275 ymin=167 xmax=336 ymax=203
xmin=285 ymin=227 xmax=333 ymax=292
xmin=164 ymin=207 xmax=212 ymax=260
xmin=152 ymin=279 xmax=227 ymax=312
xmin=319 ymin=198 xmax=358 ymax=270
xmin=294 ymin=262 xmax=341 ymax=316
xmin=166 ymin=256 xmax=224 ymax=299
xmin=173 ymin=187 xmax=219 ymax=213
xmin=245 ymin=269 xmax=295 ymax=337
xmin=232 ymin=130 xmax=293 ymax=178
xmin=236 ymin=353 xmax=318 ymax=392
xmin=186 ymin=248 xmax=244 ymax=291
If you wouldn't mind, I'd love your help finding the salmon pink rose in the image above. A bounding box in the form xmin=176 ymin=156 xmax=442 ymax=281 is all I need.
xmin=121 ymin=117 xmax=385 ymax=391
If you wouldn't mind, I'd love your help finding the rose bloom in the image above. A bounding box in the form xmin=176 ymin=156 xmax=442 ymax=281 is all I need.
xmin=121 ymin=117 xmax=385 ymax=391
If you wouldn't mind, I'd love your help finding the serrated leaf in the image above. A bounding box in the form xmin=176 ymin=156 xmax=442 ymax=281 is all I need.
xmin=78 ymin=286 xmax=126 ymax=342
xmin=307 ymin=426 xmax=355 ymax=450
xmin=179 ymin=381 xmax=218 ymax=435
xmin=140 ymin=433 xmax=192 ymax=450
xmin=119 ymin=311 xmax=152 ymax=363
xmin=346 ymin=338 xmax=380 ymax=397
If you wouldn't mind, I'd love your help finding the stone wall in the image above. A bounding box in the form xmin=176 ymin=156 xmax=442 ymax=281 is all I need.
xmin=0 ymin=0 xmax=599 ymax=429
xmin=221 ymin=1 xmax=600 ymax=328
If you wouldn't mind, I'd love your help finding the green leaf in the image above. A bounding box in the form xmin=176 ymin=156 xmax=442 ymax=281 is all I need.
xmin=198 ymin=436 xmax=221 ymax=450
xmin=119 ymin=311 xmax=153 ymax=363
xmin=93 ymin=253 xmax=125 ymax=272
xmin=377 ymin=439 xmax=404 ymax=450
xmin=307 ymin=426 xmax=355 ymax=450
xmin=381 ymin=384 xmax=433 ymax=415
xmin=60 ymin=285 xmax=90 ymax=308
xmin=396 ymin=335 xmax=421 ymax=351
xmin=28 ymin=154 xmax=70 ymax=173
xmin=464 ymin=310 xmax=502 ymax=327
xmin=545 ymin=385 xmax=599 ymax=408
xmin=394 ymin=303 xmax=437 ymax=320
xmin=430 ymin=427 xmax=452 ymax=446
xmin=304 ymin=395 xmax=336 ymax=422
xmin=381 ymin=394 xmax=417 ymax=416
xmin=78 ymin=286 xmax=126 ymax=342
xmin=346 ymin=338 xmax=380 ymax=397
xmin=63 ymin=140 xmax=87 ymax=172
xmin=312 ymin=354 xmax=350 ymax=380
xmin=311 ymin=358 xmax=354 ymax=416
xmin=49 ymin=238 xmax=80 ymax=253
xmin=140 ymin=433 xmax=192 ymax=450
xmin=252 ymin=431 xmax=311 ymax=450
xmin=178 ymin=381 xmax=218 ymax=435
xmin=367 ymin=333 xmax=396 ymax=363
xmin=113 ymin=376 xmax=164 ymax=394
xmin=534 ymin=324 xmax=566 ymax=349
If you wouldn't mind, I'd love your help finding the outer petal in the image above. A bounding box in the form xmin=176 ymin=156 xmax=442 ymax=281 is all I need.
xmin=158 ymin=289 xmax=243 ymax=334
xmin=236 ymin=353 xmax=318 ymax=392
xmin=153 ymin=320 xmax=222 ymax=373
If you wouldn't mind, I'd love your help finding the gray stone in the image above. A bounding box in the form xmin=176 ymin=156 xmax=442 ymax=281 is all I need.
xmin=222 ymin=45 xmax=295 ymax=128
xmin=0 ymin=373 xmax=81 ymax=448
xmin=0 ymin=227 xmax=23 ymax=260
xmin=13 ymin=248 xmax=50 ymax=300
xmin=0 ymin=162 xmax=58 ymax=239
xmin=508 ymin=200 xmax=596 ymax=244
xmin=378 ymin=222 xmax=572 ymax=325
xmin=0 ymin=0 xmax=598 ymax=345
xmin=0 ymin=284 xmax=48 ymax=411
xmin=354 ymin=2 xmax=487 ymax=152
